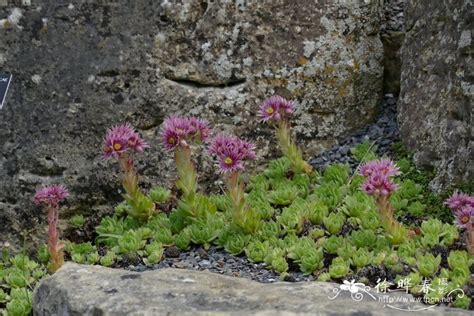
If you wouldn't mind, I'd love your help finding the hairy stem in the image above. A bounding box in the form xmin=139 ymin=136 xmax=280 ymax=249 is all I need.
xmin=47 ymin=206 xmax=64 ymax=273
xmin=275 ymin=120 xmax=312 ymax=174
xmin=175 ymin=145 xmax=198 ymax=198
xmin=118 ymin=154 xmax=154 ymax=220
xmin=467 ymin=226 xmax=474 ymax=256
xmin=118 ymin=154 xmax=139 ymax=200
xmin=376 ymin=196 xmax=407 ymax=244
xmin=226 ymin=172 xmax=246 ymax=225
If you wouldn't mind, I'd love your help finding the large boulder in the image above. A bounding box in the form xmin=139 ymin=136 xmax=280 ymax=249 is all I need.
xmin=0 ymin=1 xmax=383 ymax=248
xmin=398 ymin=0 xmax=473 ymax=191
xmin=33 ymin=263 xmax=468 ymax=315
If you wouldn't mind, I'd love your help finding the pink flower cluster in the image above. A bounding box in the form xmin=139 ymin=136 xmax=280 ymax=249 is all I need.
xmin=208 ymin=134 xmax=256 ymax=173
xmin=34 ymin=184 xmax=69 ymax=207
xmin=445 ymin=192 xmax=474 ymax=228
xmin=160 ymin=116 xmax=210 ymax=151
xmin=103 ymin=123 xmax=149 ymax=159
xmin=258 ymin=95 xmax=294 ymax=122
xmin=359 ymin=159 xmax=400 ymax=197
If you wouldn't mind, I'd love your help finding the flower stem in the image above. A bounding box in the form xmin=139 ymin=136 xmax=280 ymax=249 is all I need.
xmin=226 ymin=172 xmax=245 ymax=225
xmin=376 ymin=196 xmax=407 ymax=244
xmin=47 ymin=206 xmax=64 ymax=273
xmin=175 ymin=145 xmax=198 ymax=198
xmin=467 ymin=226 xmax=474 ymax=256
xmin=275 ymin=120 xmax=312 ymax=174
xmin=225 ymin=172 xmax=258 ymax=233
xmin=118 ymin=154 xmax=139 ymax=200
xmin=118 ymin=154 xmax=154 ymax=221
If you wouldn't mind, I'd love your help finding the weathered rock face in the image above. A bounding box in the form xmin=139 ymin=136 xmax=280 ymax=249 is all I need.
xmin=398 ymin=0 xmax=473 ymax=191
xmin=0 ymin=1 xmax=383 ymax=248
xmin=380 ymin=0 xmax=405 ymax=95
xmin=33 ymin=263 xmax=468 ymax=316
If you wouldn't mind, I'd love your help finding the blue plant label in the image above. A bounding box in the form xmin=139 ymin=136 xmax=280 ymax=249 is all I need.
xmin=0 ymin=73 xmax=12 ymax=110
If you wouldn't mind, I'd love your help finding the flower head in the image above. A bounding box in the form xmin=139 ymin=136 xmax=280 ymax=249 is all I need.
xmin=359 ymin=159 xmax=400 ymax=178
xmin=454 ymin=206 xmax=474 ymax=229
xmin=258 ymin=95 xmax=295 ymax=122
xmin=34 ymin=184 xmax=69 ymax=207
xmin=208 ymin=134 xmax=256 ymax=173
xmin=188 ymin=117 xmax=210 ymax=141
xmin=160 ymin=116 xmax=209 ymax=151
xmin=103 ymin=123 xmax=149 ymax=159
xmin=445 ymin=192 xmax=474 ymax=212
xmin=361 ymin=171 xmax=398 ymax=197
xmin=359 ymin=159 xmax=400 ymax=197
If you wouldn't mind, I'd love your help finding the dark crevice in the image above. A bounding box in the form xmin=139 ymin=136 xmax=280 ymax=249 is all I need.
xmin=165 ymin=77 xmax=246 ymax=89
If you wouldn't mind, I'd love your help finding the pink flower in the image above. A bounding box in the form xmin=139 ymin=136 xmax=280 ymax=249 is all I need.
xmin=359 ymin=159 xmax=400 ymax=178
xmin=361 ymin=171 xmax=398 ymax=197
xmin=445 ymin=192 xmax=474 ymax=212
xmin=454 ymin=206 xmax=474 ymax=229
xmin=160 ymin=116 xmax=209 ymax=151
xmin=208 ymin=134 xmax=256 ymax=173
xmin=34 ymin=184 xmax=69 ymax=207
xmin=258 ymin=95 xmax=295 ymax=122
xmin=188 ymin=117 xmax=210 ymax=141
xmin=103 ymin=123 xmax=149 ymax=159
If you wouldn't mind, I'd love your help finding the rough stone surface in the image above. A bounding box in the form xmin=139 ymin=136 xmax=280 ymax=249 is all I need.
xmin=33 ymin=263 xmax=469 ymax=316
xmin=0 ymin=1 xmax=383 ymax=248
xmin=398 ymin=0 xmax=473 ymax=191
xmin=380 ymin=0 xmax=405 ymax=95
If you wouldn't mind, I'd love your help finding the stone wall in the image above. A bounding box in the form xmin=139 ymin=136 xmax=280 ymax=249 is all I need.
xmin=0 ymin=0 xmax=383 ymax=248
xmin=398 ymin=0 xmax=473 ymax=191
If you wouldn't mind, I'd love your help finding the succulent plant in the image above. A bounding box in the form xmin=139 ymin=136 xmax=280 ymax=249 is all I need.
xmin=416 ymin=253 xmax=441 ymax=277
xmin=153 ymin=228 xmax=174 ymax=246
xmin=440 ymin=223 xmax=459 ymax=246
xmin=115 ymin=230 xmax=146 ymax=255
xmin=308 ymin=228 xmax=326 ymax=240
xmin=269 ymin=186 xmax=300 ymax=206
xmin=143 ymin=242 xmax=164 ymax=266
xmin=174 ymin=229 xmax=191 ymax=251
xmin=188 ymin=224 xmax=218 ymax=250
xmin=224 ymin=234 xmax=250 ymax=255
xmin=360 ymin=210 xmax=380 ymax=230
xmin=245 ymin=241 xmax=269 ymax=263
xmin=148 ymin=186 xmax=171 ymax=204
xmin=69 ymin=214 xmax=86 ymax=228
xmin=351 ymin=140 xmax=378 ymax=163
xmin=329 ymin=257 xmax=350 ymax=279
xmin=278 ymin=207 xmax=304 ymax=233
xmin=323 ymin=212 xmax=345 ymax=235
xmin=421 ymin=218 xmax=444 ymax=237
xmin=352 ymin=248 xmax=372 ymax=269
xmin=317 ymin=272 xmax=331 ymax=282
xmin=323 ymin=164 xmax=350 ymax=186
xmin=350 ymin=230 xmax=378 ymax=249
xmin=99 ymin=251 xmax=117 ymax=267
xmin=305 ymin=200 xmax=328 ymax=225
xmin=448 ymin=250 xmax=469 ymax=269
xmin=453 ymin=296 xmax=472 ymax=310
xmin=336 ymin=241 xmax=355 ymax=261
xmin=323 ymin=236 xmax=344 ymax=255
xmin=341 ymin=192 xmax=374 ymax=219
xmin=271 ymin=256 xmax=289 ymax=275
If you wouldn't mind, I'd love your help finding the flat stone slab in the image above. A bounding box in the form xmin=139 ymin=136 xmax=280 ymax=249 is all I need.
xmin=33 ymin=263 xmax=469 ymax=315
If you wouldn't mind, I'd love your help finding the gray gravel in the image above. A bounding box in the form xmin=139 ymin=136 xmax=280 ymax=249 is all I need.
xmin=128 ymin=246 xmax=315 ymax=283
